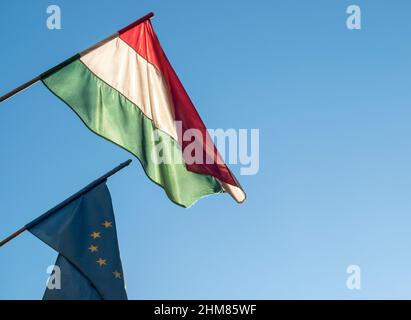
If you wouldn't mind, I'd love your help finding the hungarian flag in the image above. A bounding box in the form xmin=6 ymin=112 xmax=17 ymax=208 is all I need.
xmin=42 ymin=17 xmax=245 ymax=207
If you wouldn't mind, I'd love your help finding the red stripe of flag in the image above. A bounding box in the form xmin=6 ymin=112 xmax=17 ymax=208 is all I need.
xmin=119 ymin=21 xmax=238 ymax=187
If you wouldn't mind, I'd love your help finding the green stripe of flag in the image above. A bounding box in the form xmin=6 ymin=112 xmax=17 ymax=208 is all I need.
xmin=42 ymin=59 xmax=223 ymax=208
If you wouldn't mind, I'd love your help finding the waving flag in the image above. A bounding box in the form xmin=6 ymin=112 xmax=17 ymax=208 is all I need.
xmin=27 ymin=182 xmax=127 ymax=300
xmin=41 ymin=17 xmax=245 ymax=207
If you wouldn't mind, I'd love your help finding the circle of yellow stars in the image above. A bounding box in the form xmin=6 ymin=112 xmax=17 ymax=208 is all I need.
xmin=88 ymin=220 xmax=121 ymax=280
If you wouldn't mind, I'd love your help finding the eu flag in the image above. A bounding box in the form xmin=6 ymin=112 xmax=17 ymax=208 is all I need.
xmin=26 ymin=182 xmax=127 ymax=300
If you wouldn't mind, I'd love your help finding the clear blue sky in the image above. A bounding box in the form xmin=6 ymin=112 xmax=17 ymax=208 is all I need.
xmin=1 ymin=0 xmax=411 ymax=299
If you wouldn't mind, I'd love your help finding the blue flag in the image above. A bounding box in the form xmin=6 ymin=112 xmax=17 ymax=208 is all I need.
xmin=27 ymin=182 xmax=127 ymax=300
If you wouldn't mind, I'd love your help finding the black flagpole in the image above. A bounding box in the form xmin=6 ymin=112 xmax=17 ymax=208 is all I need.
xmin=0 ymin=12 xmax=154 ymax=104
xmin=0 ymin=159 xmax=132 ymax=248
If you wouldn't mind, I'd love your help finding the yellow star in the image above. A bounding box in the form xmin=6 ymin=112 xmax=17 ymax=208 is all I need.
xmin=113 ymin=270 xmax=122 ymax=279
xmin=102 ymin=220 xmax=113 ymax=228
xmin=96 ymin=258 xmax=107 ymax=267
xmin=88 ymin=245 xmax=98 ymax=253
xmin=90 ymin=231 xmax=101 ymax=239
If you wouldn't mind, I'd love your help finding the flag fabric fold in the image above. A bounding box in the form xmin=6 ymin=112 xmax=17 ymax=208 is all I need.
xmin=27 ymin=182 xmax=127 ymax=300
xmin=42 ymin=19 xmax=246 ymax=207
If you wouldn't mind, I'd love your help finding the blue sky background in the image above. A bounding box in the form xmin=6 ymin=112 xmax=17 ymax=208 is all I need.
xmin=1 ymin=0 xmax=411 ymax=299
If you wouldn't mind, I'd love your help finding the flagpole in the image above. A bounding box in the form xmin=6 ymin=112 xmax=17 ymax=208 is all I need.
xmin=0 ymin=12 xmax=154 ymax=104
xmin=0 ymin=159 xmax=132 ymax=248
